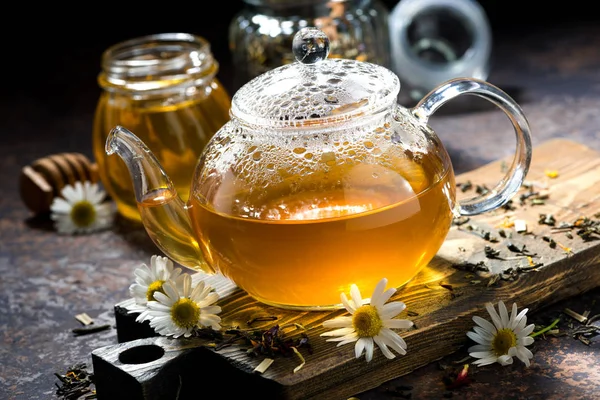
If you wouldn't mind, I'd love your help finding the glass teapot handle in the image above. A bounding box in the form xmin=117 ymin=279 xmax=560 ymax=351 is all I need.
xmin=411 ymin=78 xmax=532 ymax=216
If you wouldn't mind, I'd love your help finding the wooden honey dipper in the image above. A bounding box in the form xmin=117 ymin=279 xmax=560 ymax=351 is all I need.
xmin=19 ymin=153 xmax=100 ymax=215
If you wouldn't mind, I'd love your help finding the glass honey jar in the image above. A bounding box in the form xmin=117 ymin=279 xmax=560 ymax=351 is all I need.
xmin=92 ymin=32 xmax=231 ymax=222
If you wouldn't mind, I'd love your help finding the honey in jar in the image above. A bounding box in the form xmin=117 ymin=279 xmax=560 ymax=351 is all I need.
xmin=92 ymin=33 xmax=231 ymax=222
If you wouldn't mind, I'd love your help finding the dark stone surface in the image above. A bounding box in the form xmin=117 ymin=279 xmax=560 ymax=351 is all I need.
xmin=2 ymin=19 xmax=600 ymax=400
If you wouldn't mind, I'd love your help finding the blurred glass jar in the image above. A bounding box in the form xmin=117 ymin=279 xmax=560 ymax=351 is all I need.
xmin=390 ymin=0 xmax=492 ymax=105
xmin=92 ymin=33 xmax=231 ymax=222
xmin=228 ymin=0 xmax=391 ymax=91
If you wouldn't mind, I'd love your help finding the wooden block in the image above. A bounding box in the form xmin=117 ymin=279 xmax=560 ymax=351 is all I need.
xmin=96 ymin=139 xmax=600 ymax=400
xmin=92 ymin=336 xmax=283 ymax=400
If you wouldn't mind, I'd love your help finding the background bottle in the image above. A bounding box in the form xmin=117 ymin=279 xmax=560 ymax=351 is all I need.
xmin=228 ymin=0 xmax=391 ymax=91
xmin=389 ymin=0 xmax=492 ymax=105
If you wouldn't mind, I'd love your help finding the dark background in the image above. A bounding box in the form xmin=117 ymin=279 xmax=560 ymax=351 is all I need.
xmin=4 ymin=0 xmax=599 ymax=144
xmin=9 ymin=0 xmax=600 ymax=95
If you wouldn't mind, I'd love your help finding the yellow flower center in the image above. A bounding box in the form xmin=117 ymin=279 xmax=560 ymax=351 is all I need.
xmin=70 ymin=200 xmax=96 ymax=227
xmin=170 ymin=298 xmax=200 ymax=329
xmin=352 ymin=305 xmax=383 ymax=338
xmin=146 ymin=280 xmax=166 ymax=302
xmin=492 ymin=328 xmax=517 ymax=356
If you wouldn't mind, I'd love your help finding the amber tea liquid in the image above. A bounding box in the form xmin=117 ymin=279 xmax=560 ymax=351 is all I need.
xmin=93 ymin=84 xmax=231 ymax=222
xmin=189 ymin=153 xmax=456 ymax=309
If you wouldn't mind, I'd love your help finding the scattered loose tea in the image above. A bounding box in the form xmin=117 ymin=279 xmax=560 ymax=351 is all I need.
xmin=531 ymin=318 xmax=560 ymax=338
xmin=292 ymin=347 xmax=306 ymax=373
xmin=514 ymin=219 xmax=528 ymax=233
xmin=563 ymin=308 xmax=588 ymax=324
xmin=443 ymin=364 xmax=471 ymax=390
xmin=538 ymin=213 xmax=556 ymax=226
xmin=55 ymin=363 xmax=95 ymax=399
xmin=216 ymin=324 xmax=312 ymax=372
xmin=72 ymin=324 xmax=111 ymax=336
xmin=253 ymin=358 xmax=274 ymax=374
xmin=74 ymin=313 xmax=94 ymax=326
xmin=484 ymin=245 xmax=502 ymax=259
xmin=476 ymin=184 xmax=490 ymax=195
xmin=457 ymin=180 xmax=473 ymax=192
xmin=247 ymin=315 xmax=278 ymax=326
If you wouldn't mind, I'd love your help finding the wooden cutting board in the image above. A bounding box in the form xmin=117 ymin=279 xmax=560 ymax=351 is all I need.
xmin=92 ymin=138 xmax=600 ymax=400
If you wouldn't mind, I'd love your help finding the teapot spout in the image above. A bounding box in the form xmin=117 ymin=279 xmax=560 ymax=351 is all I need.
xmin=105 ymin=126 xmax=210 ymax=273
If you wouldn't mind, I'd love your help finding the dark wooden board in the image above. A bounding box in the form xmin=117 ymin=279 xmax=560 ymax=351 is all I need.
xmin=93 ymin=138 xmax=600 ymax=400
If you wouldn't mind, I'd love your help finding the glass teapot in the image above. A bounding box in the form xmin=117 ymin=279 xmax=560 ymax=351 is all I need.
xmin=106 ymin=27 xmax=532 ymax=311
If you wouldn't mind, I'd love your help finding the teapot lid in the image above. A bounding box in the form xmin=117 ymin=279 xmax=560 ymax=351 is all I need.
xmin=230 ymin=27 xmax=400 ymax=128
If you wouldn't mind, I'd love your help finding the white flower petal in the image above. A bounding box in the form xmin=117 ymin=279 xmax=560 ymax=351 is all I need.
xmin=380 ymin=328 xmax=407 ymax=351
xmin=355 ymin=337 xmax=366 ymax=359
xmin=511 ymin=308 xmax=529 ymax=330
xmin=519 ymin=323 xmax=535 ymax=337
xmin=379 ymin=329 xmax=407 ymax=355
xmin=332 ymin=335 xmax=359 ymax=347
xmin=198 ymin=292 xmax=220 ymax=307
xmin=190 ymin=280 xmax=206 ymax=299
xmin=89 ymin=188 xmax=106 ymax=205
xmin=147 ymin=302 xmax=171 ymax=312
xmin=50 ymin=197 xmax=71 ymax=213
xmin=516 ymin=346 xmax=533 ymax=366
xmin=376 ymin=288 xmax=396 ymax=310
xmin=485 ymin=302 xmax=504 ymax=331
xmin=201 ymin=305 xmax=221 ymax=315
xmin=520 ymin=336 xmax=534 ymax=346
xmin=199 ymin=314 xmax=221 ymax=328
xmin=379 ymin=301 xmax=405 ymax=319
xmin=473 ymin=326 xmax=494 ymax=342
xmin=322 ymin=316 xmax=353 ymax=329
xmin=320 ymin=327 xmax=355 ymax=337
xmin=180 ymin=274 xmax=192 ymax=297
xmin=470 ymin=351 xmax=495 ymax=359
xmin=373 ymin=335 xmax=395 ymax=359
xmin=509 ymin=302 xmax=518 ymax=326
xmin=163 ymin=281 xmax=181 ymax=301
xmin=350 ymin=284 xmax=363 ymax=309
xmin=472 ymin=357 xmax=497 ymax=366
xmin=130 ymin=284 xmax=147 ymax=298
xmin=468 ymin=344 xmax=492 ymax=353
xmin=497 ymin=354 xmax=513 ymax=366
xmin=467 ymin=331 xmax=489 ymax=345
xmin=498 ymin=300 xmax=509 ymax=327
xmin=153 ymin=291 xmax=175 ymax=306
xmin=363 ymin=338 xmax=375 ymax=362
xmin=473 ymin=315 xmax=497 ymax=334
xmin=61 ymin=184 xmax=79 ymax=203
xmin=341 ymin=293 xmax=356 ymax=314
xmin=514 ymin=317 xmax=527 ymax=334
xmin=370 ymin=278 xmax=388 ymax=308
xmin=135 ymin=268 xmax=153 ymax=284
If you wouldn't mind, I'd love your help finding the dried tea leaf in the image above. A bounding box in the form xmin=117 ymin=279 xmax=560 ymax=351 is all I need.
xmin=254 ymin=358 xmax=274 ymax=374
xmin=292 ymin=347 xmax=306 ymax=373
xmin=75 ymin=313 xmax=94 ymax=326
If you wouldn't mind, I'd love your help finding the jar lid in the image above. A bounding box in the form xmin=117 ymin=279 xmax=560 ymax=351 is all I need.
xmin=230 ymin=27 xmax=400 ymax=128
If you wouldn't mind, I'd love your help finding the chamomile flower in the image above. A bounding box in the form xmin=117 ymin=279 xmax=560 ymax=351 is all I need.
xmin=467 ymin=300 xmax=535 ymax=367
xmin=146 ymin=273 xmax=222 ymax=338
xmin=321 ymin=278 xmax=413 ymax=362
xmin=50 ymin=181 xmax=114 ymax=234
xmin=127 ymin=255 xmax=184 ymax=321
